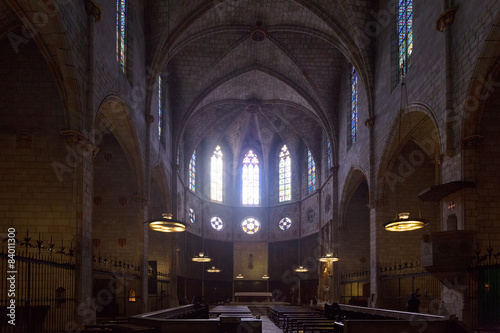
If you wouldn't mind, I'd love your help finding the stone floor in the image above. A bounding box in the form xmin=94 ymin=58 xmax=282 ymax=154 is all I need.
xmin=261 ymin=315 xmax=283 ymax=333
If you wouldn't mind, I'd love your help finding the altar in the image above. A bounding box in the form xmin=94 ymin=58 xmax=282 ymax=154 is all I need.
xmin=234 ymin=292 xmax=272 ymax=302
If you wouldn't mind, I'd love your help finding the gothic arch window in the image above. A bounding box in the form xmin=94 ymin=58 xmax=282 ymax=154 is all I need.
xmin=279 ymin=145 xmax=291 ymax=202
xmin=398 ymin=0 xmax=413 ymax=78
xmin=327 ymin=140 xmax=332 ymax=172
xmin=308 ymin=149 xmax=316 ymax=193
xmin=211 ymin=145 xmax=223 ymax=202
xmin=188 ymin=150 xmax=196 ymax=192
xmin=158 ymin=76 xmax=163 ymax=140
xmin=351 ymin=66 xmax=358 ymax=144
xmin=242 ymin=150 xmax=259 ymax=205
xmin=116 ymin=0 xmax=127 ymax=71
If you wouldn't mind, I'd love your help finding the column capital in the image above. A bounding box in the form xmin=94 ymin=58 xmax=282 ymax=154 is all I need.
xmin=435 ymin=6 xmax=458 ymax=32
xmin=460 ymin=135 xmax=484 ymax=150
xmin=85 ymin=0 xmax=103 ymax=22
xmin=60 ymin=130 xmax=99 ymax=157
xmin=145 ymin=113 xmax=155 ymax=124
xmin=368 ymin=199 xmax=385 ymax=210
xmin=364 ymin=117 xmax=375 ymax=128
xmin=132 ymin=194 xmax=151 ymax=206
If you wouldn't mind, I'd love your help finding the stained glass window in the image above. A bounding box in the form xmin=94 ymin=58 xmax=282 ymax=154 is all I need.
xmin=242 ymin=217 xmax=260 ymax=234
xmin=189 ymin=208 xmax=195 ymax=223
xmin=307 ymin=149 xmax=316 ymax=193
xmin=116 ymin=0 xmax=126 ymax=71
xmin=211 ymin=145 xmax=223 ymax=202
xmin=351 ymin=66 xmax=358 ymax=143
xmin=189 ymin=151 xmax=196 ymax=192
xmin=158 ymin=76 xmax=162 ymax=139
xmin=242 ymin=150 xmax=259 ymax=205
xmin=327 ymin=140 xmax=332 ymax=172
xmin=279 ymin=145 xmax=291 ymax=202
xmin=279 ymin=217 xmax=292 ymax=230
xmin=211 ymin=216 xmax=223 ymax=230
xmin=398 ymin=0 xmax=413 ymax=78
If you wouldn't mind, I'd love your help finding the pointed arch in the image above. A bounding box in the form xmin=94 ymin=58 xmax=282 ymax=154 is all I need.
xmin=96 ymin=94 xmax=144 ymax=195
xmin=339 ymin=167 xmax=369 ymax=226
xmin=376 ymin=104 xmax=441 ymax=202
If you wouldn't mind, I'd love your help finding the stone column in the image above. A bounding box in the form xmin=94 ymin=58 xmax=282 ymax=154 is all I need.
xmin=435 ymin=2 xmax=458 ymax=156
xmin=61 ymin=129 xmax=99 ymax=328
xmin=73 ymin=1 xmax=102 ymax=328
xmin=330 ymin=165 xmax=340 ymax=304
xmin=365 ymin=116 xmax=378 ymax=308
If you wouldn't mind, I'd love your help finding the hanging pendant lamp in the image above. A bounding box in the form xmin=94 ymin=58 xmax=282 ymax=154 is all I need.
xmin=146 ymin=213 xmax=189 ymax=233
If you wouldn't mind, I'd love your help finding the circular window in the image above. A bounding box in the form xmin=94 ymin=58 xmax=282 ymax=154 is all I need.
xmin=211 ymin=216 xmax=223 ymax=230
xmin=242 ymin=217 xmax=260 ymax=234
xmin=279 ymin=217 xmax=292 ymax=230
xmin=189 ymin=208 xmax=196 ymax=223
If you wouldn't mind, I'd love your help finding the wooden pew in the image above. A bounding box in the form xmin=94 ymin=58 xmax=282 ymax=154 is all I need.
xmin=342 ymin=319 xmax=448 ymax=333
xmin=128 ymin=306 xmax=262 ymax=333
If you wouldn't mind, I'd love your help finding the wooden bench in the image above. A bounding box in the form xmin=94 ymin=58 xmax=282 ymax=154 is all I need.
xmin=343 ymin=319 xmax=449 ymax=333
xmin=285 ymin=318 xmax=341 ymax=333
xmin=129 ymin=306 xmax=262 ymax=333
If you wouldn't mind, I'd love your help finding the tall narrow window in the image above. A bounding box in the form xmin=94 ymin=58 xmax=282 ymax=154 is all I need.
xmin=279 ymin=145 xmax=291 ymax=202
xmin=242 ymin=150 xmax=259 ymax=205
xmin=158 ymin=76 xmax=162 ymax=139
xmin=351 ymin=66 xmax=358 ymax=143
xmin=188 ymin=151 xmax=196 ymax=192
xmin=398 ymin=0 xmax=413 ymax=78
xmin=116 ymin=0 xmax=126 ymax=71
xmin=307 ymin=149 xmax=316 ymax=193
xmin=211 ymin=145 xmax=223 ymax=202
xmin=327 ymin=140 xmax=332 ymax=171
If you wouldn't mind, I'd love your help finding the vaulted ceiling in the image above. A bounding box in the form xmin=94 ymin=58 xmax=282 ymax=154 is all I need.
xmin=146 ymin=0 xmax=375 ymax=164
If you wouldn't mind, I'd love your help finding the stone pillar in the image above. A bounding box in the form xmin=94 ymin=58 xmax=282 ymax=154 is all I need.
xmin=364 ymin=116 xmax=378 ymax=308
xmin=73 ymin=1 xmax=102 ymax=328
xmin=435 ymin=2 xmax=458 ymax=157
xmin=330 ymin=165 xmax=340 ymax=304
xmin=61 ymin=130 xmax=99 ymax=328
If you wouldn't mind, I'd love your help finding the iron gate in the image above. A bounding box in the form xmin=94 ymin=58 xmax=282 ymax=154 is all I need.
xmin=0 ymin=249 xmax=75 ymax=333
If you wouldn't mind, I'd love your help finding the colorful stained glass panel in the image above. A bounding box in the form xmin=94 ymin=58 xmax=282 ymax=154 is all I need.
xmin=189 ymin=208 xmax=195 ymax=223
xmin=189 ymin=151 xmax=196 ymax=192
xmin=308 ymin=149 xmax=316 ymax=193
xmin=279 ymin=145 xmax=291 ymax=202
xmin=279 ymin=217 xmax=292 ymax=230
xmin=211 ymin=216 xmax=223 ymax=230
xmin=351 ymin=66 xmax=358 ymax=143
xmin=398 ymin=0 xmax=413 ymax=78
xmin=211 ymin=146 xmax=223 ymax=202
xmin=158 ymin=76 xmax=162 ymax=139
xmin=116 ymin=0 xmax=126 ymax=71
xmin=242 ymin=217 xmax=260 ymax=234
xmin=242 ymin=150 xmax=259 ymax=205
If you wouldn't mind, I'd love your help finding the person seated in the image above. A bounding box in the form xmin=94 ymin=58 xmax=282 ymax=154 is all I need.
xmin=407 ymin=292 xmax=420 ymax=313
